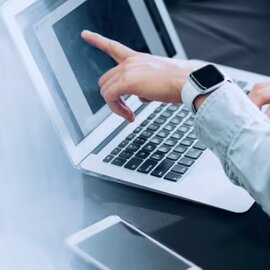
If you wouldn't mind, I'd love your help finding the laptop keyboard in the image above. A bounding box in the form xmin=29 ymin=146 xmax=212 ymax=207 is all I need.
xmin=103 ymin=103 xmax=206 ymax=183
xmin=103 ymin=80 xmax=249 ymax=183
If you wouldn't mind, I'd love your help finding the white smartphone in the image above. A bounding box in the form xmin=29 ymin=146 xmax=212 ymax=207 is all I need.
xmin=66 ymin=216 xmax=201 ymax=270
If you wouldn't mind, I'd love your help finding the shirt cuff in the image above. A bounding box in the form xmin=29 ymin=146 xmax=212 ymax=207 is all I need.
xmin=194 ymin=82 xmax=267 ymax=163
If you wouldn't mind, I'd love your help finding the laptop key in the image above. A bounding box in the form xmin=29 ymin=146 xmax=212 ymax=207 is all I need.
xmin=193 ymin=141 xmax=207 ymax=150
xmin=174 ymin=145 xmax=188 ymax=154
xmin=177 ymin=126 xmax=190 ymax=134
xmin=119 ymin=140 xmax=129 ymax=148
xmin=124 ymin=157 xmax=144 ymax=170
xmin=134 ymin=137 xmax=147 ymax=145
xmin=150 ymin=152 xmax=164 ymax=161
xmin=185 ymin=148 xmax=203 ymax=159
xmin=171 ymin=164 xmax=188 ymax=174
xmin=184 ymin=118 xmax=194 ymax=127
xmin=126 ymin=133 xmax=136 ymax=141
xmin=182 ymin=106 xmax=190 ymax=112
xmin=111 ymin=147 xmax=122 ymax=156
xmin=167 ymin=152 xmax=182 ymax=161
xmin=140 ymin=120 xmax=149 ymax=127
xmin=161 ymin=111 xmax=173 ymax=118
xmin=151 ymin=159 xmax=174 ymax=178
xmin=164 ymin=172 xmax=182 ymax=182
xmin=171 ymin=132 xmax=184 ymax=140
xmin=176 ymin=111 xmax=189 ymax=118
xmin=164 ymin=138 xmax=178 ymax=147
xmin=187 ymin=132 xmax=197 ymax=140
xmin=154 ymin=117 xmax=166 ymax=125
xmin=157 ymin=145 xmax=171 ymax=154
xmin=126 ymin=143 xmax=140 ymax=152
xmin=163 ymin=124 xmax=176 ymax=132
xmin=150 ymin=137 xmax=163 ymax=145
xmin=134 ymin=127 xmax=143 ymax=134
xmin=138 ymin=159 xmax=158 ymax=174
xmin=147 ymin=124 xmax=160 ymax=131
xmin=156 ymin=130 xmax=170 ymax=138
xmin=136 ymin=150 xmax=150 ymax=159
xmin=103 ymin=155 xmax=114 ymax=163
xmin=170 ymin=117 xmax=182 ymax=125
xmin=119 ymin=150 xmax=133 ymax=159
xmin=140 ymin=130 xmax=154 ymax=139
xmin=147 ymin=113 xmax=156 ymax=120
xmin=143 ymin=143 xmax=157 ymax=152
xmin=167 ymin=104 xmax=180 ymax=112
xmin=112 ymin=157 xmax=127 ymax=167
xmin=178 ymin=157 xmax=194 ymax=167
xmin=154 ymin=107 xmax=163 ymax=114
xmin=180 ymin=139 xmax=194 ymax=147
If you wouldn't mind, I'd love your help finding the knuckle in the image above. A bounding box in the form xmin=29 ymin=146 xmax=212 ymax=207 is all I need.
xmin=102 ymin=90 xmax=110 ymax=101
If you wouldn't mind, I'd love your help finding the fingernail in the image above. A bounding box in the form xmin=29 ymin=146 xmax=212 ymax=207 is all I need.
xmin=81 ymin=30 xmax=87 ymax=36
xmin=82 ymin=30 xmax=90 ymax=34
xmin=81 ymin=30 xmax=91 ymax=38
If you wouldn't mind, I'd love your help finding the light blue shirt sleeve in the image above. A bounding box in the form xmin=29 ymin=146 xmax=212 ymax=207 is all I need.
xmin=194 ymin=82 xmax=270 ymax=215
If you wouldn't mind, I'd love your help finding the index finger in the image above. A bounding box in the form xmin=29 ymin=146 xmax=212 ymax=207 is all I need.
xmin=81 ymin=30 xmax=136 ymax=63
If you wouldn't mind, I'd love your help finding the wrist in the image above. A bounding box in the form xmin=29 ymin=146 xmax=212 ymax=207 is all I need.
xmin=194 ymin=94 xmax=212 ymax=111
xmin=172 ymin=60 xmax=194 ymax=101
xmin=181 ymin=64 xmax=231 ymax=114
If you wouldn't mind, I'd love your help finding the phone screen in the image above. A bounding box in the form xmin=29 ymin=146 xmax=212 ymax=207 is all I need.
xmin=76 ymin=222 xmax=191 ymax=270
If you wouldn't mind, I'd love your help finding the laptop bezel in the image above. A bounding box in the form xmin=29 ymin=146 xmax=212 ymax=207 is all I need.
xmin=1 ymin=0 xmax=186 ymax=167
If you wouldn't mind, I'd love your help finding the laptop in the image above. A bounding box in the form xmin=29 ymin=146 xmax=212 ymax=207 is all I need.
xmin=2 ymin=0 xmax=268 ymax=213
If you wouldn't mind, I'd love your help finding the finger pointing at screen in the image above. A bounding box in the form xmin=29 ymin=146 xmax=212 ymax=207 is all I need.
xmin=81 ymin=30 xmax=195 ymax=122
xmin=81 ymin=30 xmax=136 ymax=63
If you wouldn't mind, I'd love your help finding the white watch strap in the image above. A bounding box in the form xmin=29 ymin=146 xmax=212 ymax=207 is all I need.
xmin=181 ymin=79 xmax=201 ymax=114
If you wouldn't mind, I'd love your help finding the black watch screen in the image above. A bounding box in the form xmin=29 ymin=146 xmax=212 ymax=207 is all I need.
xmin=190 ymin=64 xmax=225 ymax=91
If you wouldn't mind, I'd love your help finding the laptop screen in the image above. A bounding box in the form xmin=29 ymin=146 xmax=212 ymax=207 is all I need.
xmin=16 ymin=0 xmax=176 ymax=145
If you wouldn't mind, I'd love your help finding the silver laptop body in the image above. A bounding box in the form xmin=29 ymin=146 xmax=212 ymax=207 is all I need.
xmin=3 ymin=0 xmax=268 ymax=212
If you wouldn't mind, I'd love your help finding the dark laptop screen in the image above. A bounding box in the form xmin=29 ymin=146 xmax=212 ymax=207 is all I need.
xmin=16 ymin=0 xmax=176 ymax=145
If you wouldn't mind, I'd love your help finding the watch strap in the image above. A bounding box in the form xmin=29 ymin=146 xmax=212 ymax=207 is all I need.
xmin=181 ymin=79 xmax=202 ymax=114
xmin=181 ymin=74 xmax=231 ymax=114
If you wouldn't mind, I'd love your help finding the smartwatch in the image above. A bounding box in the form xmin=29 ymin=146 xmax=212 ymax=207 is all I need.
xmin=181 ymin=64 xmax=230 ymax=114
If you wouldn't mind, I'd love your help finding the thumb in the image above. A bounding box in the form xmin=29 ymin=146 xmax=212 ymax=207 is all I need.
xmin=81 ymin=30 xmax=135 ymax=63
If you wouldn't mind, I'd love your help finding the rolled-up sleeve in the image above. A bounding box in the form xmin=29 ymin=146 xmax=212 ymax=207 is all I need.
xmin=194 ymin=82 xmax=270 ymax=215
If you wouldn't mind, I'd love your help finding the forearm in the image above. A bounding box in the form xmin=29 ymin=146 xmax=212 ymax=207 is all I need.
xmin=194 ymin=83 xmax=270 ymax=215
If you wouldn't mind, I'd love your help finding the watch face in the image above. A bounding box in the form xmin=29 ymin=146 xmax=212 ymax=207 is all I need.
xmin=190 ymin=64 xmax=225 ymax=91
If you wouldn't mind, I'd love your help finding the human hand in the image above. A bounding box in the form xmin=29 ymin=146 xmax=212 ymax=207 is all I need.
xmin=248 ymin=82 xmax=270 ymax=117
xmin=81 ymin=30 xmax=198 ymax=122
